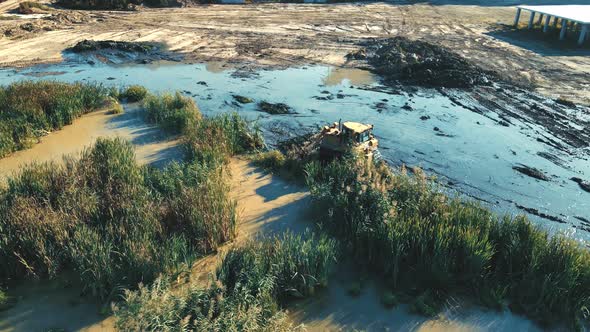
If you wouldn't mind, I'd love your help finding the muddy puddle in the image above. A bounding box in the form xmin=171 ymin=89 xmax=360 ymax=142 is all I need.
xmin=0 ymin=60 xmax=589 ymax=245
xmin=0 ymin=103 xmax=182 ymax=182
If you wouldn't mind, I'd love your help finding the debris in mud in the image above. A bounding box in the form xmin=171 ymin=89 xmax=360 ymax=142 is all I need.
xmin=512 ymin=164 xmax=551 ymax=181
xmin=276 ymin=131 xmax=322 ymax=162
xmin=515 ymin=204 xmax=566 ymax=224
xmin=420 ymin=115 xmax=430 ymax=121
xmin=401 ymin=103 xmax=413 ymax=111
xmin=257 ymin=101 xmax=295 ymax=115
xmin=374 ymin=102 xmax=388 ymax=111
xmin=70 ymin=40 xmax=157 ymax=53
xmin=232 ymin=95 xmax=253 ymax=104
xmin=358 ymin=37 xmax=498 ymax=88
xmin=20 ymin=23 xmax=35 ymax=32
xmin=571 ymin=177 xmax=590 ymax=193
xmin=555 ymin=97 xmax=576 ymax=108
xmin=345 ymin=48 xmax=367 ymax=61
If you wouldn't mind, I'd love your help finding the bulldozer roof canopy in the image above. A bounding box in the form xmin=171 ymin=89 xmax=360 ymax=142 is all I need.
xmin=343 ymin=122 xmax=372 ymax=133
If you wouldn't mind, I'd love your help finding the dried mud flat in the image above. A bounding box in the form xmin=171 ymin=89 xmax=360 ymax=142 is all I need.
xmin=0 ymin=1 xmax=589 ymax=104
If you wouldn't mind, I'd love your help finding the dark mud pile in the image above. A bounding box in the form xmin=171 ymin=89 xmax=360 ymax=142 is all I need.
xmin=257 ymin=101 xmax=295 ymax=115
xmin=355 ymin=37 xmax=498 ymax=89
xmin=70 ymin=40 xmax=157 ymax=53
xmin=67 ymin=39 xmax=179 ymax=64
xmin=512 ymin=164 xmax=551 ymax=181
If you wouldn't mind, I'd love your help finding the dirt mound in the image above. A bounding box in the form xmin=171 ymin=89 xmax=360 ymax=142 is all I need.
xmin=359 ymin=37 xmax=498 ymax=89
xmin=512 ymin=164 xmax=551 ymax=181
xmin=257 ymin=101 xmax=295 ymax=115
xmin=571 ymin=177 xmax=590 ymax=193
xmin=276 ymin=132 xmax=322 ymax=161
xmin=70 ymin=39 xmax=157 ymax=53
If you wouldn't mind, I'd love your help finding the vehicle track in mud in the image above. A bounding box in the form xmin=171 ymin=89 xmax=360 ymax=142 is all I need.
xmin=1 ymin=2 xmax=589 ymax=104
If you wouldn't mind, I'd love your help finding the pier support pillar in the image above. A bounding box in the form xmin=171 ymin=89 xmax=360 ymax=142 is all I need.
xmin=514 ymin=8 xmax=522 ymax=27
xmin=528 ymin=12 xmax=536 ymax=29
xmin=543 ymin=15 xmax=551 ymax=33
xmin=560 ymin=19 xmax=568 ymax=40
xmin=579 ymin=24 xmax=589 ymax=45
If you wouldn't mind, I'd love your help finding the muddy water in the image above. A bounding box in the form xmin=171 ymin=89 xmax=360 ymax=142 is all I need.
xmin=0 ymin=277 xmax=114 ymax=332
xmin=0 ymin=60 xmax=589 ymax=245
xmin=0 ymin=104 xmax=182 ymax=181
xmin=291 ymin=264 xmax=541 ymax=332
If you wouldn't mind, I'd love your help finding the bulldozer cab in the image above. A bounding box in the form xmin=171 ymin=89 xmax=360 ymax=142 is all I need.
xmin=341 ymin=122 xmax=373 ymax=144
xmin=319 ymin=120 xmax=378 ymax=161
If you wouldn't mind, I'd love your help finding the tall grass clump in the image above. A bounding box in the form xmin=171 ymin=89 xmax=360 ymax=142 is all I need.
xmin=0 ymin=138 xmax=236 ymax=299
xmin=143 ymin=92 xmax=202 ymax=134
xmin=0 ymin=289 xmax=15 ymax=311
xmin=119 ymin=85 xmax=148 ymax=102
xmin=183 ymin=112 xmax=264 ymax=167
xmin=217 ymin=231 xmax=338 ymax=304
xmin=0 ymin=81 xmax=110 ymax=158
xmin=0 ymin=87 xmax=265 ymax=300
xmin=304 ymin=155 xmax=590 ymax=327
xmin=114 ymin=232 xmax=337 ymax=331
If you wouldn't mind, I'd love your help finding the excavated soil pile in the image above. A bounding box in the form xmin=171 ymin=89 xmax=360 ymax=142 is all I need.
xmin=68 ymin=39 xmax=179 ymax=64
xmin=70 ymin=39 xmax=157 ymax=53
xmin=276 ymin=132 xmax=322 ymax=161
xmin=362 ymin=37 xmax=498 ymax=88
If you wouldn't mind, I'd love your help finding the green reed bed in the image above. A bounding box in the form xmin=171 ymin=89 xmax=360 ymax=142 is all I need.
xmin=0 ymin=81 xmax=112 ymax=158
xmin=303 ymin=155 xmax=590 ymax=328
xmin=114 ymin=232 xmax=338 ymax=332
xmin=0 ymin=91 xmax=262 ymax=301
xmin=143 ymin=92 xmax=201 ymax=134
xmin=0 ymin=138 xmax=234 ymax=298
xmin=119 ymin=85 xmax=148 ymax=103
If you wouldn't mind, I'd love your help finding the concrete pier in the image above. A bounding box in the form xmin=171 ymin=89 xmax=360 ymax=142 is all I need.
xmin=514 ymin=5 xmax=590 ymax=45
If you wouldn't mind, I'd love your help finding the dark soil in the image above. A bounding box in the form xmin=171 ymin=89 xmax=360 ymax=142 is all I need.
xmin=571 ymin=177 xmax=590 ymax=193
xmin=358 ymin=37 xmax=498 ymax=89
xmin=512 ymin=164 xmax=551 ymax=181
xmin=70 ymin=40 xmax=157 ymax=53
xmin=555 ymin=97 xmax=576 ymax=108
xmin=514 ymin=204 xmax=566 ymax=224
xmin=257 ymin=101 xmax=295 ymax=115
xmin=232 ymin=95 xmax=253 ymax=104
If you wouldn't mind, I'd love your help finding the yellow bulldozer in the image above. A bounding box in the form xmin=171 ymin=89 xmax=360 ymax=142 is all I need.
xmin=319 ymin=120 xmax=380 ymax=161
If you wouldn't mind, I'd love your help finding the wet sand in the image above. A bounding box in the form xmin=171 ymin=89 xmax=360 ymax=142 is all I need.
xmin=0 ymin=103 xmax=182 ymax=182
xmin=290 ymin=264 xmax=541 ymax=332
xmin=0 ymin=277 xmax=115 ymax=332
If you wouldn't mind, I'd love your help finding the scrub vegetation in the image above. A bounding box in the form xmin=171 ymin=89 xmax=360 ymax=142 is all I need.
xmin=0 ymin=81 xmax=111 ymax=158
xmin=114 ymin=232 xmax=338 ymax=331
xmin=119 ymin=85 xmax=148 ymax=102
xmin=0 ymin=90 xmax=262 ymax=301
xmin=302 ymin=154 xmax=590 ymax=328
